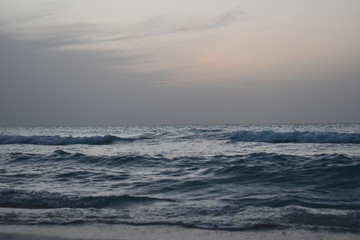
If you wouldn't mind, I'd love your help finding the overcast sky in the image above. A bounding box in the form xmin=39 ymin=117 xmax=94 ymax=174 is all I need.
xmin=1 ymin=0 xmax=359 ymax=126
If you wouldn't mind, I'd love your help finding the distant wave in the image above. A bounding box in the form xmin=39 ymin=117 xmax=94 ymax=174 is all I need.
xmin=0 ymin=189 xmax=172 ymax=209
xmin=0 ymin=135 xmax=144 ymax=145
xmin=231 ymin=130 xmax=360 ymax=143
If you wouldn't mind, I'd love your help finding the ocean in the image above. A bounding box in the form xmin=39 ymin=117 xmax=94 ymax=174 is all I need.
xmin=0 ymin=124 xmax=359 ymax=232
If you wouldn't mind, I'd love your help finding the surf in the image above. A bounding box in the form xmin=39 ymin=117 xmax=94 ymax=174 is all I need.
xmin=230 ymin=130 xmax=360 ymax=143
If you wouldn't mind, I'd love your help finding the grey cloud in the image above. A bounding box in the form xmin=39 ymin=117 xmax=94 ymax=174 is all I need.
xmin=0 ymin=32 xmax=246 ymax=126
xmin=31 ymin=23 xmax=104 ymax=48
xmin=1 ymin=5 xmax=243 ymax=50
xmin=107 ymin=8 xmax=244 ymax=43
xmin=0 ymin=1 xmax=67 ymax=27
xmin=0 ymin=12 xmax=56 ymax=28
xmin=0 ymin=31 xmax=260 ymax=126
xmin=0 ymin=33 xmax=159 ymax=126
xmin=1 ymin=30 xmax=359 ymax=126
xmin=173 ymin=8 xmax=243 ymax=33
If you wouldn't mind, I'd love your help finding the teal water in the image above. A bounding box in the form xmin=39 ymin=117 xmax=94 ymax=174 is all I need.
xmin=0 ymin=124 xmax=359 ymax=231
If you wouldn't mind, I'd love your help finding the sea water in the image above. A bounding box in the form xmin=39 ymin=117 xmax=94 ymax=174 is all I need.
xmin=0 ymin=124 xmax=359 ymax=231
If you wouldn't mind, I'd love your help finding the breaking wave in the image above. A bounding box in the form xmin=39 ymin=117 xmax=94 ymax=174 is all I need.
xmin=231 ymin=130 xmax=360 ymax=143
xmin=0 ymin=135 xmax=143 ymax=145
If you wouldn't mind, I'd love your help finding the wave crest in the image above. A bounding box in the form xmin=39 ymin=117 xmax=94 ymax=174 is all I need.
xmin=231 ymin=130 xmax=360 ymax=143
xmin=0 ymin=189 xmax=172 ymax=209
xmin=0 ymin=135 xmax=140 ymax=145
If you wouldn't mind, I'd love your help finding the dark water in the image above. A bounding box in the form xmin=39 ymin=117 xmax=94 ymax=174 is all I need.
xmin=0 ymin=124 xmax=359 ymax=231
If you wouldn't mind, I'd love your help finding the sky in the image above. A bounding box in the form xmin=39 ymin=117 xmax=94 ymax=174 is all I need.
xmin=0 ymin=0 xmax=359 ymax=126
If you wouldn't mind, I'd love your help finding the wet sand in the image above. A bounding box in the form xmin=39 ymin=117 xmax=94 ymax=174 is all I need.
xmin=0 ymin=224 xmax=359 ymax=240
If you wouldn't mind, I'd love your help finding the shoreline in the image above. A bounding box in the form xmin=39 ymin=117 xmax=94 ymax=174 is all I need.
xmin=0 ymin=224 xmax=359 ymax=240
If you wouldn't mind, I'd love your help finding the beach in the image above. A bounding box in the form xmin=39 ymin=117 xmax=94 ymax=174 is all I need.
xmin=0 ymin=224 xmax=359 ymax=240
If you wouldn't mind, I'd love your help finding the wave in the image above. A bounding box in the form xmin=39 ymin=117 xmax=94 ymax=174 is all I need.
xmin=0 ymin=202 xmax=358 ymax=232
xmin=231 ymin=130 xmax=360 ymax=143
xmin=0 ymin=135 xmax=144 ymax=145
xmin=2 ymin=130 xmax=359 ymax=145
xmin=0 ymin=189 xmax=172 ymax=209
xmin=8 ymin=150 xmax=198 ymax=168
xmin=284 ymin=207 xmax=360 ymax=230
xmin=8 ymin=151 xmax=360 ymax=180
